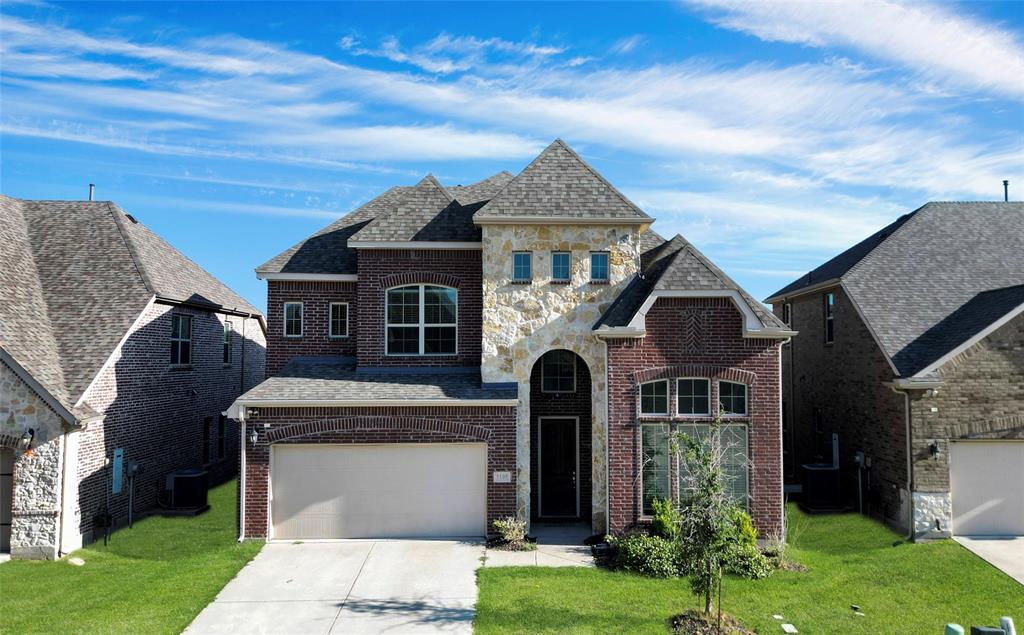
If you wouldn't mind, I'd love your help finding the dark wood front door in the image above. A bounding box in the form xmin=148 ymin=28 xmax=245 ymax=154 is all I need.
xmin=539 ymin=418 xmax=578 ymax=517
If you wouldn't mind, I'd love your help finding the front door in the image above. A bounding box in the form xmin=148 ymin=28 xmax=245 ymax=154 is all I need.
xmin=539 ymin=418 xmax=578 ymax=517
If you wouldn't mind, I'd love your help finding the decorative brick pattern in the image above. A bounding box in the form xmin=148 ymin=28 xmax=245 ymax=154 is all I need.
xmin=266 ymin=416 xmax=492 ymax=443
xmin=267 ymin=280 xmax=356 ymax=376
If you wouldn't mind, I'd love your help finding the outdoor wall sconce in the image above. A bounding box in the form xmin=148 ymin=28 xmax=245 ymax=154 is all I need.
xmin=928 ymin=441 xmax=940 ymax=459
xmin=248 ymin=428 xmax=259 ymax=445
xmin=246 ymin=408 xmax=260 ymax=418
xmin=19 ymin=428 xmax=35 ymax=456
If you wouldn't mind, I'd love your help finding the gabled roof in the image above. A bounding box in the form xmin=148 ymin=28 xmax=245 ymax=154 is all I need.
xmin=0 ymin=195 xmax=261 ymax=421
xmin=474 ymin=139 xmax=653 ymax=223
xmin=596 ymin=233 xmax=790 ymax=336
xmin=448 ymin=171 xmax=514 ymax=204
xmin=769 ymin=202 xmax=1024 ymax=377
xmin=349 ymin=175 xmax=479 ymax=243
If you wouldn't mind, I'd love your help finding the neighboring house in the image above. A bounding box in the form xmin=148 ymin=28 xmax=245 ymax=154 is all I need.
xmin=0 ymin=196 xmax=266 ymax=559
xmin=767 ymin=202 xmax=1023 ymax=539
xmin=230 ymin=140 xmax=793 ymax=542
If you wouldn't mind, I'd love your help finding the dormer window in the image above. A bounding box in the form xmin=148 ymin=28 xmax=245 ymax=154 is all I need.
xmin=386 ymin=285 xmax=457 ymax=355
xmin=551 ymin=252 xmax=571 ymax=282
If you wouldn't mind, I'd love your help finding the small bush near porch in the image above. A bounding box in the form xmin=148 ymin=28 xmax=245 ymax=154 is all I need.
xmin=475 ymin=504 xmax=1021 ymax=634
xmin=0 ymin=480 xmax=259 ymax=634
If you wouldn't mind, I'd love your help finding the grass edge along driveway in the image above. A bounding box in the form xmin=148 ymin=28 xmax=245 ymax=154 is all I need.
xmin=475 ymin=505 xmax=1022 ymax=634
xmin=0 ymin=479 xmax=260 ymax=635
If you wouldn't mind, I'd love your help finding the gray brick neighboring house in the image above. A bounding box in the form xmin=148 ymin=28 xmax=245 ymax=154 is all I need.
xmin=0 ymin=195 xmax=266 ymax=559
xmin=767 ymin=202 xmax=1023 ymax=539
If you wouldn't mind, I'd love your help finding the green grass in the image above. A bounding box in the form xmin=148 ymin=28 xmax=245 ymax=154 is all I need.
xmin=0 ymin=479 xmax=260 ymax=634
xmin=476 ymin=505 xmax=1023 ymax=634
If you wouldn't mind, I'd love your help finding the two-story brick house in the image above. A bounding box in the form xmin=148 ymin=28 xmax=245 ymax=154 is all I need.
xmin=0 ymin=196 xmax=266 ymax=559
xmin=231 ymin=140 xmax=793 ymax=542
xmin=767 ymin=202 xmax=1023 ymax=539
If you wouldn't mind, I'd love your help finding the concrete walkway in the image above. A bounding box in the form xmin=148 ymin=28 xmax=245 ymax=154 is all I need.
xmin=954 ymin=536 xmax=1024 ymax=585
xmin=185 ymin=540 xmax=483 ymax=634
xmin=483 ymin=523 xmax=595 ymax=568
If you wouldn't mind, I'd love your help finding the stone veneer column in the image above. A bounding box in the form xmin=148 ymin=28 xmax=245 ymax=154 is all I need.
xmin=480 ymin=224 xmax=641 ymax=532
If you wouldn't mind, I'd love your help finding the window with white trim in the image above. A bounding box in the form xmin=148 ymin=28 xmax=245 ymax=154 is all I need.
xmin=719 ymin=380 xmax=748 ymax=416
xmin=639 ymin=380 xmax=668 ymax=416
xmin=329 ymin=302 xmax=349 ymax=338
xmin=678 ymin=423 xmax=749 ymax=507
xmin=283 ymin=302 xmax=303 ymax=338
xmin=386 ymin=285 xmax=457 ymax=355
xmin=170 ymin=314 xmax=192 ymax=365
xmin=222 ymin=321 xmax=233 ymax=365
xmin=551 ymin=251 xmax=571 ymax=282
xmin=824 ymin=292 xmax=834 ymax=343
xmin=540 ymin=350 xmax=576 ymax=392
xmin=512 ymin=252 xmax=532 ymax=282
xmin=782 ymin=302 xmax=792 ymax=327
xmin=641 ymin=423 xmax=671 ymax=514
xmin=677 ymin=378 xmax=710 ymax=416
xmin=590 ymin=252 xmax=609 ymax=282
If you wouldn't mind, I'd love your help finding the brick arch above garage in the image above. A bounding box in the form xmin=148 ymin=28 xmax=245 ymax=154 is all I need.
xmin=266 ymin=415 xmax=492 ymax=443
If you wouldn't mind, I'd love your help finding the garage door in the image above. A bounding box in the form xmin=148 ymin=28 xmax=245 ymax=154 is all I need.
xmin=271 ymin=444 xmax=487 ymax=539
xmin=950 ymin=441 xmax=1024 ymax=536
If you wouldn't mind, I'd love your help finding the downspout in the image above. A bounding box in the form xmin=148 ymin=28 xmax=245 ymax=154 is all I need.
xmin=903 ymin=391 xmax=914 ymax=540
xmin=238 ymin=408 xmax=246 ymax=543
xmin=604 ymin=339 xmax=611 ymax=536
xmin=57 ymin=431 xmax=68 ymax=556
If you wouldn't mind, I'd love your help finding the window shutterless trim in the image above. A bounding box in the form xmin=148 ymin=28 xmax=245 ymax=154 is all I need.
xmin=550 ymin=251 xmax=571 ymax=282
xmin=823 ymin=292 xmax=835 ymax=344
xmin=283 ymin=302 xmax=303 ymax=338
xmin=589 ymin=251 xmax=610 ymax=282
xmin=718 ymin=380 xmax=749 ymax=416
xmin=676 ymin=377 xmax=711 ymax=416
xmin=170 ymin=313 xmax=193 ymax=366
xmin=384 ymin=284 xmax=458 ymax=356
xmin=638 ymin=379 xmax=669 ymax=416
xmin=639 ymin=423 xmax=671 ymax=515
xmin=540 ymin=350 xmax=576 ymax=393
xmin=512 ymin=251 xmax=533 ymax=282
xmin=223 ymin=320 xmax=233 ymax=366
xmin=328 ymin=302 xmax=349 ymax=338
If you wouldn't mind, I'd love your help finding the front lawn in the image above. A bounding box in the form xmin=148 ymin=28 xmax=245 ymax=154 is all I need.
xmin=0 ymin=479 xmax=260 ymax=634
xmin=476 ymin=505 xmax=1022 ymax=633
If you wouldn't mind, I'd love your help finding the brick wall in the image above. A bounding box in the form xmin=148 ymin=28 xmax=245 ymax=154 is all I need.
xmin=266 ymin=280 xmax=356 ymax=376
xmin=356 ymin=249 xmax=482 ymax=368
xmin=606 ymin=297 xmax=783 ymax=537
xmin=241 ymin=406 xmax=516 ymax=539
xmin=529 ymin=354 xmax=592 ymax=521
xmin=76 ymin=300 xmax=266 ymax=542
xmin=774 ymin=286 xmax=907 ymax=527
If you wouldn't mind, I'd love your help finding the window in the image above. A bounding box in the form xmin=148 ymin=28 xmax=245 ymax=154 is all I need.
xmin=590 ymin=252 xmax=609 ymax=282
xmin=512 ymin=252 xmax=532 ymax=282
xmin=386 ymin=285 xmax=457 ymax=355
xmin=823 ymin=292 xmax=834 ymax=343
xmin=677 ymin=379 xmax=711 ymax=416
xmin=541 ymin=350 xmax=576 ymax=393
xmin=217 ymin=415 xmax=226 ymax=461
xmin=170 ymin=314 xmax=192 ymax=365
xmin=719 ymin=381 xmax=748 ymax=416
xmin=641 ymin=424 xmax=671 ymax=515
xmin=202 ymin=416 xmax=212 ymax=464
xmin=223 ymin=322 xmax=233 ymax=365
xmin=782 ymin=303 xmax=792 ymax=327
xmin=329 ymin=303 xmax=349 ymax=338
xmin=551 ymin=252 xmax=571 ymax=282
xmin=284 ymin=302 xmax=303 ymax=338
xmin=678 ymin=424 xmax=749 ymax=507
xmin=640 ymin=380 xmax=668 ymax=415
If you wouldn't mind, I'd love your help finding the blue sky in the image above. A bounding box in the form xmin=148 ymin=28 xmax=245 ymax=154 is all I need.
xmin=2 ymin=1 xmax=1022 ymax=313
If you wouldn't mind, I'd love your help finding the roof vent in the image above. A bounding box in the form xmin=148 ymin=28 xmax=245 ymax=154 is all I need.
xmin=1004 ymin=179 xmax=1009 ymax=202
xmin=88 ymin=183 xmax=95 ymax=201
xmin=126 ymin=214 xmax=138 ymax=224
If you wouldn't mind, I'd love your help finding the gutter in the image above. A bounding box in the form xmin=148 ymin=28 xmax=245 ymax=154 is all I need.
xmin=764 ymin=277 xmax=841 ymax=305
xmin=227 ymin=397 xmax=520 ymax=419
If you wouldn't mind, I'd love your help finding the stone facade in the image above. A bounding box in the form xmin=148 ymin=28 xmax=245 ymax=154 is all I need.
xmin=480 ymin=224 xmax=643 ymax=532
xmin=266 ymin=280 xmax=356 ymax=376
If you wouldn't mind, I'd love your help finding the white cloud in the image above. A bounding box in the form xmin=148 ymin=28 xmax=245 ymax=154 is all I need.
xmin=687 ymin=0 xmax=1024 ymax=99
xmin=610 ymin=35 xmax=644 ymax=55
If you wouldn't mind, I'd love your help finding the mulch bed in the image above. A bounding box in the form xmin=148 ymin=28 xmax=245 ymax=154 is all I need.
xmin=486 ymin=537 xmax=537 ymax=551
xmin=670 ymin=610 xmax=755 ymax=634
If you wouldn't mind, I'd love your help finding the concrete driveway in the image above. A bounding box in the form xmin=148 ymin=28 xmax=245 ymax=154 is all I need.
xmin=954 ymin=536 xmax=1024 ymax=585
xmin=185 ymin=540 xmax=484 ymax=634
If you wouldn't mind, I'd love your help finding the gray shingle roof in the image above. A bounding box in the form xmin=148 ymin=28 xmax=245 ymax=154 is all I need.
xmin=0 ymin=195 xmax=261 ymax=418
xmin=474 ymin=139 xmax=653 ymax=222
xmin=596 ymin=234 xmax=788 ymax=333
xmin=236 ymin=357 xmax=518 ymax=403
xmin=350 ymin=175 xmax=481 ymax=243
xmin=448 ymin=171 xmax=514 ymax=204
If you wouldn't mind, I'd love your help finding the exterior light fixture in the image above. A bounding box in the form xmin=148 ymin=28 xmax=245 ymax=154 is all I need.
xmin=246 ymin=407 xmax=260 ymax=418
xmin=19 ymin=428 xmax=35 ymax=455
xmin=928 ymin=442 xmax=940 ymax=459
xmin=248 ymin=428 xmax=259 ymax=445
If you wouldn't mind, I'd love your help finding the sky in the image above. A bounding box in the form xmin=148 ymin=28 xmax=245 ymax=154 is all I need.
xmin=1 ymin=1 xmax=1022 ymax=313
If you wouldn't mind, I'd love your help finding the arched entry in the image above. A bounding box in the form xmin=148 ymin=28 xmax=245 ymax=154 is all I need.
xmin=530 ymin=350 xmax=592 ymax=521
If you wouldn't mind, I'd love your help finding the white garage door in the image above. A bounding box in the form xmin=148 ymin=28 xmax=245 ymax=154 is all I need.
xmin=950 ymin=441 xmax=1024 ymax=536
xmin=271 ymin=443 xmax=487 ymax=540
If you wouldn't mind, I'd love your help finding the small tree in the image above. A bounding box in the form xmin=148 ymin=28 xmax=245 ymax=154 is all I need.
xmin=674 ymin=410 xmax=735 ymax=620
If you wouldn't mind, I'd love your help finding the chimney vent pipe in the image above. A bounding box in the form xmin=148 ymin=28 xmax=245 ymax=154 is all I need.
xmin=88 ymin=184 xmax=95 ymax=201
xmin=1004 ymin=180 xmax=1009 ymax=202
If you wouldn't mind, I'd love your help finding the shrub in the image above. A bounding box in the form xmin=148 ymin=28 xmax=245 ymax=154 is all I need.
xmin=491 ymin=516 xmax=527 ymax=543
xmin=650 ymin=498 xmax=681 ymax=541
xmin=728 ymin=507 xmax=758 ymax=548
xmin=721 ymin=507 xmax=774 ymax=580
xmin=613 ymin=534 xmax=682 ymax=578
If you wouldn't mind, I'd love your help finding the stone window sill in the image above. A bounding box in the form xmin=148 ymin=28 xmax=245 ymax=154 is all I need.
xmin=590 ymin=280 xmax=610 ymax=285
xmin=510 ymin=280 xmax=532 ymax=285
xmin=550 ymin=280 xmax=571 ymax=285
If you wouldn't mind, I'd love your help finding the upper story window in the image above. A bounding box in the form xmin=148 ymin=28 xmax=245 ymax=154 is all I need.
xmin=590 ymin=252 xmax=610 ymax=282
xmin=551 ymin=252 xmax=571 ymax=282
xmin=223 ymin=321 xmax=233 ymax=365
xmin=541 ymin=350 xmax=576 ymax=393
xmin=170 ymin=314 xmax=192 ymax=366
xmin=329 ymin=303 xmax=349 ymax=338
xmin=640 ymin=380 xmax=669 ymax=416
xmin=823 ymin=292 xmax=834 ymax=343
xmin=512 ymin=252 xmax=532 ymax=282
xmin=782 ymin=302 xmax=792 ymax=327
xmin=386 ymin=285 xmax=457 ymax=355
xmin=677 ymin=378 xmax=710 ymax=416
xmin=283 ymin=302 xmax=303 ymax=338
xmin=719 ymin=380 xmax=748 ymax=416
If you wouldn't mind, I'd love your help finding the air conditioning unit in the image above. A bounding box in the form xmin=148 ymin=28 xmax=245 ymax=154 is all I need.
xmin=164 ymin=468 xmax=209 ymax=509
